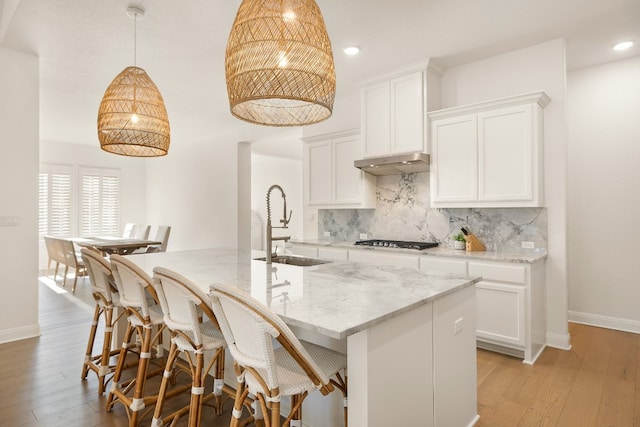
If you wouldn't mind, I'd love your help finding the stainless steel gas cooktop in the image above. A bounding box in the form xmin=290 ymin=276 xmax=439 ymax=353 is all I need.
xmin=354 ymin=239 xmax=438 ymax=250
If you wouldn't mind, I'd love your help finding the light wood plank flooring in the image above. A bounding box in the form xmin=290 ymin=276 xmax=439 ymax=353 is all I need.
xmin=1 ymin=278 xmax=640 ymax=426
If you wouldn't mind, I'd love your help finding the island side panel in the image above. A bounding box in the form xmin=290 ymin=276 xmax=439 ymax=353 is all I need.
xmin=348 ymin=302 xmax=435 ymax=427
xmin=433 ymin=285 xmax=479 ymax=426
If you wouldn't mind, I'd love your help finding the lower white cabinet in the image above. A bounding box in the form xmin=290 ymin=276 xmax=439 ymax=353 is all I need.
xmin=348 ymin=248 xmax=420 ymax=269
xmin=291 ymin=243 xmax=546 ymax=364
xmin=318 ymin=247 xmax=349 ymax=261
xmin=475 ymin=281 xmax=525 ymax=347
xmin=288 ymin=244 xmax=318 ymax=258
xmin=422 ymin=256 xmax=545 ymax=364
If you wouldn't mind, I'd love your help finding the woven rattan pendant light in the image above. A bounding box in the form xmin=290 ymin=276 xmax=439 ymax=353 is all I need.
xmin=97 ymin=6 xmax=170 ymax=157
xmin=225 ymin=0 xmax=336 ymax=127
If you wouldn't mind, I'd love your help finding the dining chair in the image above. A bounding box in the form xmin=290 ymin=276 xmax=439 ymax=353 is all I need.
xmin=210 ymin=282 xmax=348 ymax=427
xmin=106 ymin=254 xmax=174 ymax=427
xmin=44 ymin=236 xmax=86 ymax=292
xmin=145 ymin=225 xmax=171 ymax=253
xmin=123 ymin=223 xmax=151 ymax=240
xmin=80 ymin=248 xmax=126 ymax=395
xmin=151 ymin=267 xmax=236 ymax=427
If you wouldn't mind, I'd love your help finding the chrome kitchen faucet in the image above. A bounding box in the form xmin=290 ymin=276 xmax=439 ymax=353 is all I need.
xmin=266 ymin=184 xmax=292 ymax=264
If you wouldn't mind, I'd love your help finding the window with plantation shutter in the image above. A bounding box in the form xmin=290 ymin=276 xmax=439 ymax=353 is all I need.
xmin=80 ymin=167 xmax=120 ymax=236
xmin=38 ymin=165 xmax=72 ymax=237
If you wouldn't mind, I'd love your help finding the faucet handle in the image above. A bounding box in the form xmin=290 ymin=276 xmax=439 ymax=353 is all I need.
xmin=281 ymin=209 xmax=293 ymax=226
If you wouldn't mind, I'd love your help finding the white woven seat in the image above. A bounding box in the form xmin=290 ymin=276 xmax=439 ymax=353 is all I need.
xmin=80 ymin=248 xmax=126 ymax=395
xmin=106 ymin=255 xmax=171 ymax=427
xmin=210 ymin=282 xmax=348 ymax=427
xmin=150 ymin=267 xmax=235 ymax=427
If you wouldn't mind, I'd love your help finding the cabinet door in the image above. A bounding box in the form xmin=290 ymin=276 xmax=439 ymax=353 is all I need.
xmin=430 ymin=114 xmax=478 ymax=203
xmin=391 ymin=71 xmax=424 ymax=154
xmin=478 ymin=104 xmax=534 ymax=202
xmin=362 ymin=81 xmax=390 ymax=157
xmin=475 ymin=281 xmax=526 ymax=348
xmin=333 ymin=135 xmax=362 ymax=204
xmin=307 ymin=142 xmax=332 ymax=205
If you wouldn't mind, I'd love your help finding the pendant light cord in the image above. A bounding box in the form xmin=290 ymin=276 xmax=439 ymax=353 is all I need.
xmin=133 ymin=12 xmax=137 ymax=67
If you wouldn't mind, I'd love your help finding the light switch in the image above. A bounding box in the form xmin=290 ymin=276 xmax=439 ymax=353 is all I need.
xmin=0 ymin=216 xmax=19 ymax=226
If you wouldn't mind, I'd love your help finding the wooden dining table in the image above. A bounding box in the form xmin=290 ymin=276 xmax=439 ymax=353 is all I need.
xmin=70 ymin=236 xmax=161 ymax=255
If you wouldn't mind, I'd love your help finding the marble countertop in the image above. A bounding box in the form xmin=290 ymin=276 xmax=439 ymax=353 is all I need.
xmin=128 ymin=248 xmax=479 ymax=340
xmin=290 ymin=239 xmax=547 ymax=263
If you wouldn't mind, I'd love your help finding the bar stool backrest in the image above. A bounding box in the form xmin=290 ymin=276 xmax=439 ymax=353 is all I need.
xmin=80 ymin=248 xmax=117 ymax=306
xmin=109 ymin=254 xmax=157 ymax=318
xmin=210 ymin=282 xmax=329 ymax=392
xmin=152 ymin=267 xmax=219 ymax=348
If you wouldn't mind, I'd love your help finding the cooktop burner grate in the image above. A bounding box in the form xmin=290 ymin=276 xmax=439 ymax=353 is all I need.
xmin=354 ymin=239 xmax=438 ymax=250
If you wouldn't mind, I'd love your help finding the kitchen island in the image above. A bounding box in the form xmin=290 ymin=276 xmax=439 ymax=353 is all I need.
xmin=127 ymin=248 xmax=481 ymax=427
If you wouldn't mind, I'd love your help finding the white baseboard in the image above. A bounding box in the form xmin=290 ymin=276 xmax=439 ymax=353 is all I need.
xmin=0 ymin=323 xmax=40 ymax=344
xmin=545 ymin=331 xmax=571 ymax=350
xmin=569 ymin=311 xmax=640 ymax=334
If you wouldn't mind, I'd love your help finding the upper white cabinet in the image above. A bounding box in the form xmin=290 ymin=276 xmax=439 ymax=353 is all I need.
xmin=303 ymin=129 xmax=376 ymax=208
xmin=429 ymin=91 xmax=550 ymax=208
xmin=361 ymin=61 xmax=442 ymax=158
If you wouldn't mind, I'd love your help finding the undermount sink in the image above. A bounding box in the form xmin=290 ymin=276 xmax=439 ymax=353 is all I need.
xmin=253 ymin=255 xmax=331 ymax=267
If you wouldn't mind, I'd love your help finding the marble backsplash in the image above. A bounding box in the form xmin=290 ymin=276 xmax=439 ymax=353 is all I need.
xmin=318 ymin=173 xmax=547 ymax=252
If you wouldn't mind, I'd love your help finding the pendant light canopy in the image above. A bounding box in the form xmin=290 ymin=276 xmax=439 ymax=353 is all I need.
xmin=97 ymin=6 xmax=170 ymax=157
xmin=225 ymin=0 xmax=336 ymax=127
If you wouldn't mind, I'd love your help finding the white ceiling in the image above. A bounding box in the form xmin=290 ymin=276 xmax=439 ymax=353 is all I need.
xmin=1 ymin=0 xmax=639 ymax=156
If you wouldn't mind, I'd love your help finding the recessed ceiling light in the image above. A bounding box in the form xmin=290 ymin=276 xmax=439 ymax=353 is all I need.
xmin=344 ymin=46 xmax=360 ymax=56
xmin=613 ymin=41 xmax=634 ymax=51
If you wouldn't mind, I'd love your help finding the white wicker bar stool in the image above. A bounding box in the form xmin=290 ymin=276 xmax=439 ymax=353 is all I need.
xmin=210 ymin=282 xmax=348 ymax=427
xmin=80 ymin=248 xmax=126 ymax=395
xmin=106 ymin=254 xmax=173 ymax=427
xmin=151 ymin=267 xmax=236 ymax=427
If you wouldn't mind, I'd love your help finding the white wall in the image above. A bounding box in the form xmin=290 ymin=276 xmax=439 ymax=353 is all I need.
xmin=567 ymin=56 xmax=640 ymax=332
xmin=440 ymin=39 xmax=570 ymax=349
xmin=38 ymin=141 xmax=147 ymax=268
xmin=144 ymin=135 xmax=240 ymax=251
xmin=0 ymin=47 xmax=39 ymax=343
xmin=251 ymin=153 xmax=303 ymax=251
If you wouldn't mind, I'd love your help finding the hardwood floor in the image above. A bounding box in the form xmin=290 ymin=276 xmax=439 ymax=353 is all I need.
xmin=476 ymin=323 xmax=640 ymax=427
xmin=2 ymin=278 xmax=640 ymax=426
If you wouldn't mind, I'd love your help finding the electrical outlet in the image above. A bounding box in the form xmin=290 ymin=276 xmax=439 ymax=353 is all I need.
xmin=359 ymin=233 xmax=368 ymax=240
xmin=323 ymin=231 xmax=331 ymax=237
xmin=454 ymin=317 xmax=464 ymax=335
xmin=521 ymin=241 xmax=535 ymax=249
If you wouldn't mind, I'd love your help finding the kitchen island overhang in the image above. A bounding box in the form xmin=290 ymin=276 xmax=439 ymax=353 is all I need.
xmin=127 ymin=248 xmax=481 ymax=427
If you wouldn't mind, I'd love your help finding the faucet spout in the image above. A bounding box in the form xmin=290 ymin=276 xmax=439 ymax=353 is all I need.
xmin=266 ymin=185 xmax=293 ymax=264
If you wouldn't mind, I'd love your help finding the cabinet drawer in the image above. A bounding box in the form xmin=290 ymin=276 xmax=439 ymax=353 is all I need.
xmin=420 ymin=257 xmax=467 ymax=275
xmin=468 ymin=262 xmax=526 ymax=284
xmin=348 ymin=249 xmax=419 ymax=269
xmin=318 ymin=247 xmax=348 ymax=261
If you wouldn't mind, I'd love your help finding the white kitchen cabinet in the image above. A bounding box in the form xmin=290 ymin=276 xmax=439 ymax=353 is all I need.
xmin=361 ymin=62 xmax=442 ymax=158
xmin=429 ymin=91 xmax=550 ymax=208
xmin=475 ymin=281 xmax=526 ymax=347
xmin=288 ymin=244 xmax=318 ymax=258
xmin=420 ymin=255 xmax=546 ymax=364
xmin=348 ymin=248 xmax=420 ymax=269
xmin=468 ymin=260 xmax=545 ymax=364
xmin=420 ymin=257 xmax=468 ymax=275
xmin=318 ymin=247 xmax=349 ymax=261
xmin=303 ymin=129 xmax=376 ymax=208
